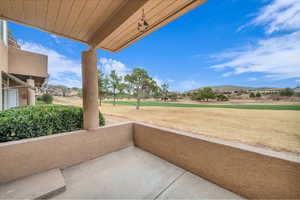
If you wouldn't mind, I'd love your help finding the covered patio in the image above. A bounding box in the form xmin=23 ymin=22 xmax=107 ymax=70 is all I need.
xmin=0 ymin=0 xmax=208 ymax=130
xmin=1 ymin=145 xmax=243 ymax=199
xmin=0 ymin=0 xmax=299 ymax=199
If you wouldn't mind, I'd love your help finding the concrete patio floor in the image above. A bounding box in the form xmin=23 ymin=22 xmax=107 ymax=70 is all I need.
xmin=52 ymin=146 xmax=243 ymax=199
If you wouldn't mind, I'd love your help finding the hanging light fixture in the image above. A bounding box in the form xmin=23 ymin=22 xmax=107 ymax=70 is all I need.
xmin=137 ymin=9 xmax=149 ymax=33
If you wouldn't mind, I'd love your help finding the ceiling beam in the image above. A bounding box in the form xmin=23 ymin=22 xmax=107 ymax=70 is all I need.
xmin=88 ymin=0 xmax=148 ymax=47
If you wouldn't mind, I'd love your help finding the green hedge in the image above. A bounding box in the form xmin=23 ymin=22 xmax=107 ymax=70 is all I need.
xmin=37 ymin=94 xmax=53 ymax=104
xmin=0 ymin=105 xmax=105 ymax=142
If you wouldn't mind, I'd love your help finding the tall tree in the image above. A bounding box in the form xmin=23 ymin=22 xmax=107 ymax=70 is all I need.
xmin=97 ymin=69 xmax=108 ymax=106
xmin=61 ymin=86 xmax=68 ymax=97
xmin=117 ymin=82 xmax=126 ymax=99
xmin=109 ymin=70 xmax=122 ymax=106
xmin=102 ymin=75 xmax=110 ymax=99
xmin=202 ymin=87 xmax=216 ymax=101
xmin=125 ymin=68 xmax=152 ymax=110
xmin=141 ymin=78 xmax=158 ymax=100
xmin=194 ymin=87 xmax=216 ymax=102
xmin=125 ymin=82 xmax=134 ymax=98
xmin=161 ymin=83 xmax=169 ymax=102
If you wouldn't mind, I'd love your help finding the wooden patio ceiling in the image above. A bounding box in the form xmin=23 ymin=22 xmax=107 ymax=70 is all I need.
xmin=0 ymin=0 xmax=207 ymax=52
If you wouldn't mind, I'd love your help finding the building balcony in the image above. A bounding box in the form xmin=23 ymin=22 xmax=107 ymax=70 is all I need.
xmin=0 ymin=122 xmax=299 ymax=199
xmin=8 ymin=47 xmax=48 ymax=79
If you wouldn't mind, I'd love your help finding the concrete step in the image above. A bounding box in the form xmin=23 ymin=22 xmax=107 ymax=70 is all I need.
xmin=0 ymin=169 xmax=66 ymax=199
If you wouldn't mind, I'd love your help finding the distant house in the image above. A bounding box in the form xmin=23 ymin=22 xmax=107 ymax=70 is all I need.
xmin=0 ymin=20 xmax=48 ymax=110
xmin=294 ymin=87 xmax=300 ymax=94
xmin=248 ymin=88 xmax=283 ymax=94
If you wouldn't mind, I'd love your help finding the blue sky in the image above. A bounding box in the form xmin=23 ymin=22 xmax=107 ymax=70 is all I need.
xmin=10 ymin=0 xmax=300 ymax=91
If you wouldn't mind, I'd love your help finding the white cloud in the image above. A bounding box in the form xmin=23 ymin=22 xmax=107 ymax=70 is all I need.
xmin=18 ymin=41 xmax=171 ymax=89
xmin=221 ymin=72 xmax=233 ymax=77
xmin=166 ymin=78 xmax=174 ymax=83
xmin=50 ymin=34 xmax=61 ymax=44
xmin=99 ymin=57 xmax=131 ymax=77
xmin=19 ymin=40 xmax=82 ymax=87
xmin=99 ymin=58 xmax=171 ymax=87
xmin=210 ymin=31 xmax=300 ymax=80
xmin=252 ymin=0 xmax=300 ymax=34
xmin=50 ymin=75 xmax=81 ymax=87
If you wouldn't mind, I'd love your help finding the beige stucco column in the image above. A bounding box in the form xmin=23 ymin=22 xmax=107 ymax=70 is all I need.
xmin=81 ymin=47 xmax=99 ymax=130
xmin=27 ymin=79 xmax=35 ymax=105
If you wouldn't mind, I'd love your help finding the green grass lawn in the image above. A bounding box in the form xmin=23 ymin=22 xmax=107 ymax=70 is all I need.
xmin=104 ymin=101 xmax=300 ymax=110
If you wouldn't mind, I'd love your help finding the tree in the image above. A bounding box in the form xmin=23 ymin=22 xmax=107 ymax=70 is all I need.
xmin=97 ymin=69 xmax=104 ymax=106
xmin=117 ymin=82 xmax=126 ymax=99
xmin=256 ymin=92 xmax=261 ymax=98
xmin=97 ymin=70 xmax=110 ymax=106
xmin=142 ymin=78 xmax=159 ymax=100
xmin=71 ymin=87 xmax=79 ymax=91
xmin=280 ymin=88 xmax=294 ymax=96
xmin=161 ymin=83 xmax=169 ymax=102
xmin=216 ymin=94 xmax=229 ymax=101
xmin=77 ymin=89 xmax=83 ymax=98
xmin=102 ymin=75 xmax=110 ymax=99
xmin=249 ymin=92 xmax=255 ymax=98
xmin=200 ymin=87 xmax=215 ymax=101
xmin=168 ymin=92 xmax=178 ymax=101
xmin=109 ymin=70 xmax=122 ymax=106
xmin=192 ymin=90 xmax=203 ymax=101
xmin=124 ymin=68 xmax=152 ymax=110
xmin=192 ymin=87 xmax=216 ymax=102
xmin=61 ymin=86 xmax=68 ymax=97
xmin=152 ymin=84 xmax=162 ymax=100
xmin=124 ymin=82 xmax=134 ymax=98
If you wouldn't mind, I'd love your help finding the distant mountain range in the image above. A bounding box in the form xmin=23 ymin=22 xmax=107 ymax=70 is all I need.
xmin=186 ymin=85 xmax=284 ymax=93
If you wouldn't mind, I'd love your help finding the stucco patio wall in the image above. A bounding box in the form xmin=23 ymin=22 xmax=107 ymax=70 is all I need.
xmin=133 ymin=122 xmax=300 ymax=199
xmin=0 ymin=122 xmax=133 ymax=183
xmin=1 ymin=122 xmax=299 ymax=199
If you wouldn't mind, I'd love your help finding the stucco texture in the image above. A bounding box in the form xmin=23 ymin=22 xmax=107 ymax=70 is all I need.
xmin=8 ymin=47 xmax=48 ymax=78
xmin=0 ymin=122 xmax=299 ymax=199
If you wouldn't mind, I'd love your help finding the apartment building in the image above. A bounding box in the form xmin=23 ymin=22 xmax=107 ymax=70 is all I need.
xmin=0 ymin=20 xmax=48 ymax=110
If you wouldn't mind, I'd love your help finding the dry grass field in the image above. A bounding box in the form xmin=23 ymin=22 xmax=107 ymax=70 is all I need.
xmin=54 ymin=97 xmax=300 ymax=154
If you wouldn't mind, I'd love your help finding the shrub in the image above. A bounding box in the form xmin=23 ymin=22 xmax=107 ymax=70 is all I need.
xmin=249 ymin=92 xmax=255 ymax=98
xmin=0 ymin=105 xmax=105 ymax=142
xmin=280 ymin=88 xmax=294 ymax=96
xmin=256 ymin=92 xmax=261 ymax=98
xmin=36 ymin=96 xmax=43 ymax=101
xmin=168 ymin=92 xmax=178 ymax=101
xmin=216 ymin=94 xmax=229 ymax=101
xmin=40 ymin=94 xmax=53 ymax=104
